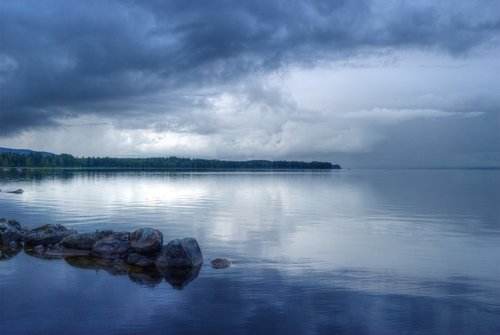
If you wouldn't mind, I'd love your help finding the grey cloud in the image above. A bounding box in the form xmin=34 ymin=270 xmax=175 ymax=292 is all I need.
xmin=1 ymin=0 xmax=499 ymax=136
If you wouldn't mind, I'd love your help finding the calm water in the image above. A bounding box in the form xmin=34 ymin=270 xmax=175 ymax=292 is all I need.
xmin=0 ymin=169 xmax=499 ymax=334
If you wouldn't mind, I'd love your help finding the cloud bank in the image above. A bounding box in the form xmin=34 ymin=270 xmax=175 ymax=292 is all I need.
xmin=0 ymin=0 xmax=499 ymax=166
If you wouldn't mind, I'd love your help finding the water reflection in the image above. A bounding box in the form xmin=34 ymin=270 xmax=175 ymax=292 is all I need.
xmin=1 ymin=169 xmax=499 ymax=334
xmin=0 ymin=244 xmax=22 ymax=261
xmin=66 ymin=256 xmax=165 ymax=287
xmin=1 ymin=247 xmax=201 ymax=289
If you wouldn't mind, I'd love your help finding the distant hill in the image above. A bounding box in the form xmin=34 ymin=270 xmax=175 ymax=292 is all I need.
xmin=0 ymin=147 xmax=55 ymax=157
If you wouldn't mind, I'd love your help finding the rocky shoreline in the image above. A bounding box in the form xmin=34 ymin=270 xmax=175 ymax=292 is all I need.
xmin=0 ymin=218 xmax=230 ymax=288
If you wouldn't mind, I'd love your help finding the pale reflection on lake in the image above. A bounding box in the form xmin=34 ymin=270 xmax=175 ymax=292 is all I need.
xmin=1 ymin=169 xmax=499 ymax=334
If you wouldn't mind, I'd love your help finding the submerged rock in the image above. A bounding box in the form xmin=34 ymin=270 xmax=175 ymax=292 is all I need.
xmin=24 ymin=224 xmax=75 ymax=247
xmin=6 ymin=189 xmax=24 ymax=194
xmin=61 ymin=230 xmax=114 ymax=250
xmin=91 ymin=232 xmax=130 ymax=259
xmin=129 ymin=228 xmax=163 ymax=255
xmin=210 ymin=258 xmax=231 ymax=269
xmin=0 ymin=219 xmax=24 ymax=245
xmin=155 ymin=237 xmax=203 ymax=268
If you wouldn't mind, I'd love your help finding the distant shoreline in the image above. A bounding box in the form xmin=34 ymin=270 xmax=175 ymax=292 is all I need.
xmin=0 ymin=150 xmax=340 ymax=170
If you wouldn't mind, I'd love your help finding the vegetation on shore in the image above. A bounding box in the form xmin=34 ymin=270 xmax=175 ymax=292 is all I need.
xmin=0 ymin=152 xmax=339 ymax=170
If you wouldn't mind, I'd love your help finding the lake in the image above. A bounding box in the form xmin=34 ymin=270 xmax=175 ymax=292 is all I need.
xmin=1 ymin=169 xmax=499 ymax=334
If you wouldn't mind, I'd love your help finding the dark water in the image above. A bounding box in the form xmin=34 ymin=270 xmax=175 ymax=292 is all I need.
xmin=1 ymin=169 xmax=499 ymax=334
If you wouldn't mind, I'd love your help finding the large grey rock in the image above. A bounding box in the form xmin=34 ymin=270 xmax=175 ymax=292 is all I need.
xmin=155 ymin=237 xmax=203 ymax=268
xmin=61 ymin=230 xmax=114 ymax=250
xmin=129 ymin=228 xmax=163 ymax=255
xmin=91 ymin=232 xmax=130 ymax=259
xmin=24 ymin=224 xmax=75 ymax=247
xmin=0 ymin=219 xmax=24 ymax=245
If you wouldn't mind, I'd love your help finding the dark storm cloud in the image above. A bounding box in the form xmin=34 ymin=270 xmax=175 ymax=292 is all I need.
xmin=0 ymin=0 xmax=499 ymax=135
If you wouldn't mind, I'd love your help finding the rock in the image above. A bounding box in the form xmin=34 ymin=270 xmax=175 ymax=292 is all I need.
xmin=127 ymin=252 xmax=157 ymax=267
xmin=163 ymin=265 xmax=201 ymax=289
xmin=24 ymin=224 xmax=76 ymax=247
xmin=155 ymin=237 xmax=203 ymax=268
xmin=210 ymin=258 xmax=231 ymax=269
xmin=61 ymin=230 xmax=114 ymax=250
xmin=129 ymin=228 xmax=163 ymax=255
xmin=7 ymin=219 xmax=21 ymax=231
xmin=0 ymin=219 xmax=24 ymax=245
xmin=91 ymin=232 xmax=130 ymax=259
xmin=6 ymin=189 xmax=24 ymax=194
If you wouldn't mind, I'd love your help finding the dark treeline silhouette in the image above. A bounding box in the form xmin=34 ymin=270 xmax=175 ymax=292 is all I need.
xmin=0 ymin=152 xmax=339 ymax=169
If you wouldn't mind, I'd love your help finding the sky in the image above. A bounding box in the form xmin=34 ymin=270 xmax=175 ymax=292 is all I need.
xmin=0 ymin=0 xmax=499 ymax=167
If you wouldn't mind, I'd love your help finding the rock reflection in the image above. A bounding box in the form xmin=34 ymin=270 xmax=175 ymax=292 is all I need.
xmin=65 ymin=256 xmax=199 ymax=288
xmin=65 ymin=256 xmax=130 ymax=275
xmin=160 ymin=265 xmax=202 ymax=289
xmin=0 ymin=244 xmax=22 ymax=261
xmin=128 ymin=266 xmax=163 ymax=287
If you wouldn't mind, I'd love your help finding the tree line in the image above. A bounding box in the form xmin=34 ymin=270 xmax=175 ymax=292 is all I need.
xmin=0 ymin=152 xmax=339 ymax=169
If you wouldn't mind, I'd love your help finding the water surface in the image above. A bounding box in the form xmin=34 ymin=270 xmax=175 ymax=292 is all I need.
xmin=1 ymin=169 xmax=499 ymax=334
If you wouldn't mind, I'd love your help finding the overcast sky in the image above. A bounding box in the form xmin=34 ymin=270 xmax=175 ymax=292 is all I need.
xmin=0 ymin=0 xmax=499 ymax=167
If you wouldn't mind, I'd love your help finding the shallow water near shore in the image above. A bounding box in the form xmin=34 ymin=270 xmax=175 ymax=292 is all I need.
xmin=1 ymin=169 xmax=499 ymax=334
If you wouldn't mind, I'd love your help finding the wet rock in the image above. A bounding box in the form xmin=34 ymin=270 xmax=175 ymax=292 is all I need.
xmin=6 ymin=189 xmax=24 ymax=194
xmin=61 ymin=230 xmax=114 ymax=250
xmin=91 ymin=232 xmax=130 ymax=259
xmin=129 ymin=228 xmax=163 ymax=255
xmin=0 ymin=219 xmax=24 ymax=245
xmin=24 ymin=224 xmax=76 ymax=247
xmin=155 ymin=237 xmax=203 ymax=268
xmin=7 ymin=219 xmax=21 ymax=231
xmin=127 ymin=252 xmax=157 ymax=267
xmin=163 ymin=265 xmax=201 ymax=289
xmin=210 ymin=258 xmax=231 ymax=269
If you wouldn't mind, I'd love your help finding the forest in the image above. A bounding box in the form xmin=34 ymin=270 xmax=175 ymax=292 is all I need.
xmin=0 ymin=152 xmax=339 ymax=169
